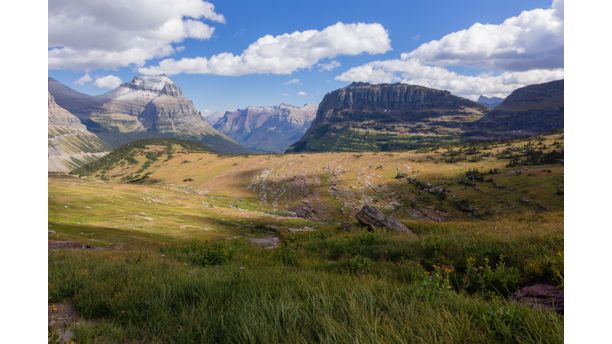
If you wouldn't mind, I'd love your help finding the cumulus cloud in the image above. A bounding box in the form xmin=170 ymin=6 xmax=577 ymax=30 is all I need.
xmin=297 ymin=91 xmax=308 ymax=96
xmin=317 ymin=60 xmax=341 ymax=71
xmin=406 ymin=0 xmax=563 ymax=71
xmin=75 ymin=73 xmax=93 ymax=86
xmin=336 ymin=58 xmax=563 ymax=100
xmin=285 ymin=78 xmax=301 ymax=85
xmin=94 ymin=75 xmax=123 ymax=89
xmin=139 ymin=22 xmax=391 ymax=76
xmin=49 ymin=0 xmax=224 ymax=70
xmin=336 ymin=0 xmax=563 ymax=99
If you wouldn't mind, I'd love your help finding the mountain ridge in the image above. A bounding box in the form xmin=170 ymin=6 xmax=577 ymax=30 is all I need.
xmin=214 ymin=103 xmax=317 ymax=153
xmin=473 ymin=80 xmax=564 ymax=136
xmin=49 ymin=76 xmax=248 ymax=154
xmin=477 ymin=95 xmax=504 ymax=109
xmin=48 ymin=93 xmax=110 ymax=172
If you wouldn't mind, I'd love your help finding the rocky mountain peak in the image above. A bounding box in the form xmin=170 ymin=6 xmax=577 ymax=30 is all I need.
xmin=123 ymin=75 xmax=181 ymax=96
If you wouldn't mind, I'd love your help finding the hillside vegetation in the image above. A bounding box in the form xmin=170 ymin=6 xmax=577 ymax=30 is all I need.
xmin=49 ymin=133 xmax=564 ymax=343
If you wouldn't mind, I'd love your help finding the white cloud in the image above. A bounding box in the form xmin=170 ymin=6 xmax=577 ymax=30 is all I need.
xmin=94 ymin=75 xmax=123 ymax=89
xmin=285 ymin=78 xmax=301 ymax=85
xmin=75 ymin=73 xmax=93 ymax=86
xmin=317 ymin=60 xmax=341 ymax=72
xmin=336 ymin=58 xmax=563 ymax=100
xmin=139 ymin=22 xmax=391 ymax=76
xmin=297 ymin=91 xmax=307 ymax=96
xmin=406 ymin=0 xmax=563 ymax=71
xmin=49 ymin=0 xmax=224 ymax=70
xmin=336 ymin=0 xmax=563 ymax=99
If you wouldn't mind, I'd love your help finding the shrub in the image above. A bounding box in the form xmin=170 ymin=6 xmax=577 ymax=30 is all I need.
xmin=163 ymin=242 xmax=236 ymax=267
xmin=462 ymin=256 xmax=521 ymax=296
xmin=523 ymin=251 xmax=564 ymax=287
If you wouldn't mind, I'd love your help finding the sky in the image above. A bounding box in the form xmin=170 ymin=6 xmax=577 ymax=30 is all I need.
xmin=48 ymin=0 xmax=563 ymax=114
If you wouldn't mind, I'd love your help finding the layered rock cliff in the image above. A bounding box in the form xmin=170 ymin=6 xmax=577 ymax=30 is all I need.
xmin=287 ymin=82 xmax=486 ymax=152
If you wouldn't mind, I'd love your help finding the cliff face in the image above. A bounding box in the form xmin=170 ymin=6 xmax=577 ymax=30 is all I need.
xmin=49 ymin=76 xmax=247 ymax=153
xmin=475 ymin=80 xmax=564 ymax=134
xmin=288 ymin=82 xmax=486 ymax=152
xmin=48 ymin=93 xmax=110 ymax=172
xmin=214 ymin=104 xmax=317 ymax=153
xmin=316 ymin=82 xmax=479 ymax=115
xmin=141 ymin=95 xmax=222 ymax=138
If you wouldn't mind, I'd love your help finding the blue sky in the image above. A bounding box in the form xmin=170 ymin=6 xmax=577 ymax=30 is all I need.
xmin=48 ymin=0 xmax=561 ymax=113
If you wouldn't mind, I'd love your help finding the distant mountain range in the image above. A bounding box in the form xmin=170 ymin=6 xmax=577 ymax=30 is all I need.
xmin=48 ymin=76 xmax=564 ymax=168
xmin=212 ymin=104 xmax=317 ymax=153
xmin=288 ymin=80 xmax=564 ymax=152
xmin=477 ymin=95 xmax=504 ymax=109
xmin=48 ymin=76 xmax=247 ymax=156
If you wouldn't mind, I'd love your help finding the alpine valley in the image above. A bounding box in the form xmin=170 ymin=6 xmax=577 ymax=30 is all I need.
xmin=49 ymin=76 xmax=565 ymax=344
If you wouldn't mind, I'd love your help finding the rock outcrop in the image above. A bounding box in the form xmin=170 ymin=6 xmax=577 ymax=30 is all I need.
xmin=287 ymin=82 xmax=486 ymax=152
xmin=513 ymin=284 xmax=564 ymax=314
xmin=49 ymin=76 xmax=247 ymax=153
xmin=214 ymin=103 xmax=317 ymax=153
xmin=356 ymin=205 xmax=416 ymax=236
xmin=48 ymin=93 xmax=110 ymax=172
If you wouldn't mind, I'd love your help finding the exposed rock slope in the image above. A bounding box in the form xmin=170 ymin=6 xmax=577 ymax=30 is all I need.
xmin=48 ymin=93 xmax=110 ymax=172
xmin=214 ymin=103 xmax=317 ymax=153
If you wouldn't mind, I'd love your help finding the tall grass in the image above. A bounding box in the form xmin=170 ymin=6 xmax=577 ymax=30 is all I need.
xmin=50 ymin=243 xmax=562 ymax=343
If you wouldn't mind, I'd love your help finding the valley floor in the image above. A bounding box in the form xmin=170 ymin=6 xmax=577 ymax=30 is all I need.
xmin=49 ymin=134 xmax=564 ymax=343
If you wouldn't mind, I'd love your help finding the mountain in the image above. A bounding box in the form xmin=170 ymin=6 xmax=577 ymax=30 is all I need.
xmin=49 ymin=76 xmax=248 ymax=154
xmin=477 ymin=95 xmax=504 ymax=109
xmin=48 ymin=93 xmax=110 ymax=172
xmin=214 ymin=103 xmax=318 ymax=153
xmin=202 ymin=111 xmax=224 ymax=125
xmin=474 ymin=80 xmax=564 ymax=135
xmin=287 ymin=82 xmax=486 ymax=152
xmin=48 ymin=77 xmax=105 ymax=117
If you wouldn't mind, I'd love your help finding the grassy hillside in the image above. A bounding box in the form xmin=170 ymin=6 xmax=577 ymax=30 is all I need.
xmin=72 ymin=133 xmax=564 ymax=222
xmin=49 ymin=133 xmax=564 ymax=343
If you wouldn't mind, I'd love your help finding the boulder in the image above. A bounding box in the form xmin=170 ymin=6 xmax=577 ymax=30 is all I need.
xmin=356 ymin=205 xmax=416 ymax=236
xmin=513 ymin=284 xmax=564 ymax=314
